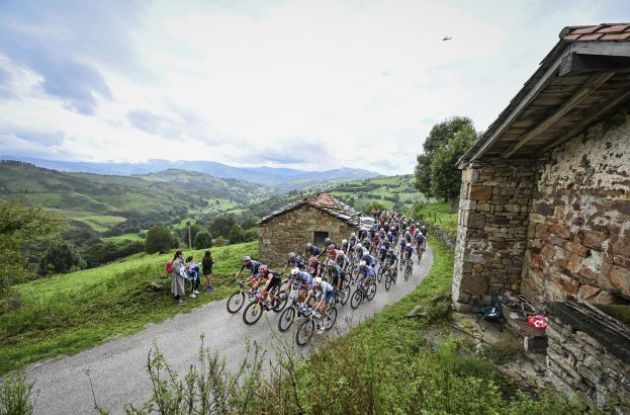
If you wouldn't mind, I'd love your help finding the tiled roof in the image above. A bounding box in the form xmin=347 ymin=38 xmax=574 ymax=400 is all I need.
xmin=561 ymin=23 xmax=630 ymax=41
xmin=258 ymin=192 xmax=359 ymax=225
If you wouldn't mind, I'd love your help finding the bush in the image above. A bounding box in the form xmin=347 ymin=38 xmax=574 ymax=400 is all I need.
xmin=0 ymin=371 xmax=33 ymax=415
xmin=38 ymin=241 xmax=86 ymax=276
xmin=193 ymin=231 xmax=213 ymax=249
xmin=145 ymin=225 xmax=175 ymax=254
xmin=82 ymin=240 xmax=145 ymax=268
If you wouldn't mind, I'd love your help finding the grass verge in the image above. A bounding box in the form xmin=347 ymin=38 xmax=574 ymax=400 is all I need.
xmin=0 ymin=242 xmax=257 ymax=375
xmin=410 ymin=201 xmax=458 ymax=237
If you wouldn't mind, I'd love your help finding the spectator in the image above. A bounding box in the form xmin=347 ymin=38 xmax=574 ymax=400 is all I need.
xmin=171 ymin=250 xmax=185 ymax=304
xmin=202 ymin=250 xmax=214 ymax=293
xmin=186 ymin=255 xmax=201 ymax=298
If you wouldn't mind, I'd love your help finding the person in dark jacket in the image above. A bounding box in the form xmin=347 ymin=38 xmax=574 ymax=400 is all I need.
xmin=202 ymin=250 xmax=214 ymax=292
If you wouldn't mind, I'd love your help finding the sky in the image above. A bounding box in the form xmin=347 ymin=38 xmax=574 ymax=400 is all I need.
xmin=0 ymin=0 xmax=627 ymax=175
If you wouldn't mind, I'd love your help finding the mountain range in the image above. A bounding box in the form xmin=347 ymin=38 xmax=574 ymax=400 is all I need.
xmin=0 ymin=156 xmax=379 ymax=190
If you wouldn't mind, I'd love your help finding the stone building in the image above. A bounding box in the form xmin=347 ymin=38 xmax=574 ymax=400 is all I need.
xmin=258 ymin=193 xmax=359 ymax=267
xmin=454 ymin=24 xmax=630 ymax=411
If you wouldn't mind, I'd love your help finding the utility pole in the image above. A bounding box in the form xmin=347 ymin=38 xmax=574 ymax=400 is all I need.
xmin=188 ymin=224 xmax=192 ymax=249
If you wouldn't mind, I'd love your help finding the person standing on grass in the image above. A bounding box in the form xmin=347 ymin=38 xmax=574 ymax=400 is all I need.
xmin=186 ymin=256 xmax=201 ymax=298
xmin=202 ymin=250 xmax=214 ymax=292
xmin=171 ymin=250 xmax=186 ymax=304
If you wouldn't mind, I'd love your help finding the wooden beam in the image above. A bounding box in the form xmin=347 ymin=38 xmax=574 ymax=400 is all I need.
xmin=500 ymin=72 xmax=614 ymax=158
xmin=542 ymin=87 xmax=630 ymax=153
xmin=560 ymin=52 xmax=630 ymax=76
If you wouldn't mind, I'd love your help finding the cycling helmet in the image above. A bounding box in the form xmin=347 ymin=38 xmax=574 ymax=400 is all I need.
xmin=355 ymin=245 xmax=363 ymax=254
xmin=242 ymin=256 xmax=251 ymax=262
xmin=290 ymin=267 xmax=300 ymax=276
xmin=288 ymin=252 xmax=296 ymax=259
xmin=341 ymin=239 xmax=348 ymax=245
xmin=404 ymin=231 xmax=411 ymax=237
xmin=350 ymin=232 xmax=356 ymax=238
xmin=421 ymin=225 xmax=426 ymax=231
xmin=325 ymin=237 xmax=331 ymax=244
xmin=359 ymin=260 xmax=367 ymax=268
xmin=305 ymin=242 xmax=312 ymax=249
xmin=406 ymin=242 xmax=412 ymax=248
xmin=313 ymin=276 xmax=322 ymax=286
xmin=259 ymin=264 xmax=268 ymax=274
xmin=388 ymin=248 xmax=394 ymax=254
xmin=362 ymin=253 xmax=370 ymax=261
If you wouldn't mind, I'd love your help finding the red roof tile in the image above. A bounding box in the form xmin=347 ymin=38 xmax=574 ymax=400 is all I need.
xmin=562 ymin=23 xmax=630 ymax=42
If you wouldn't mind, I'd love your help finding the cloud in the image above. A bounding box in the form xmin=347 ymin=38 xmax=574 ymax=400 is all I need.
xmin=0 ymin=0 xmax=627 ymax=174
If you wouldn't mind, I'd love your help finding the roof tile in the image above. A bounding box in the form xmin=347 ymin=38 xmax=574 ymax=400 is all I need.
xmin=597 ymin=24 xmax=630 ymax=33
xmin=571 ymin=25 xmax=601 ymax=34
xmin=578 ymin=33 xmax=604 ymax=41
xmin=601 ymin=33 xmax=630 ymax=41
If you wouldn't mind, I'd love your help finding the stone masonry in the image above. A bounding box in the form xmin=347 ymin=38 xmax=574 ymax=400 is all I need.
xmin=521 ymin=106 xmax=630 ymax=305
xmin=452 ymin=159 xmax=537 ymax=307
xmin=259 ymin=204 xmax=357 ymax=268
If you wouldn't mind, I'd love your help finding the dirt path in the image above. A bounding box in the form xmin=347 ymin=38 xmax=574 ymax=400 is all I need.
xmin=26 ymin=247 xmax=433 ymax=414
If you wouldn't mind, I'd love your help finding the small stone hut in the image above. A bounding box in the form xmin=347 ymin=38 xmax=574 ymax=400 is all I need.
xmin=258 ymin=193 xmax=359 ymax=267
xmin=454 ymin=24 xmax=630 ymax=410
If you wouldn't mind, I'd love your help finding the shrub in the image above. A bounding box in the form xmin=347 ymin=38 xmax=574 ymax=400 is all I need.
xmin=193 ymin=231 xmax=213 ymax=249
xmin=145 ymin=225 xmax=175 ymax=254
xmin=38 ymin=241 xmax=86 ymax=276
xmin=0 ymin=371 xmax=33 ymax=415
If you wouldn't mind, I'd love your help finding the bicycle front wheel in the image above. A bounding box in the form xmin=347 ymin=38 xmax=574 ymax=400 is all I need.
xmin=325 ymin=307 xmax=338 ymax=331
xmin=405 ymin=265 xmax=412 ymax=281
xmin=226 ymin=291 xmax=245 ymax=314
xmin=384 ymin=273 xmax=392 ymax=291
xmin=366 ymin=283 xmax=377 ymax=301
xmin=350 ymin=288 xmax=363 ymax=309
xmin=278 ymin=306 xmax=296 ymax=333
xmin=242 ymin=301 xmax=263 ymax=325
xmin=296 ymin=319 xmax=315 ymax=346
xmin=340 ymin=284 xmax=351 ymax=305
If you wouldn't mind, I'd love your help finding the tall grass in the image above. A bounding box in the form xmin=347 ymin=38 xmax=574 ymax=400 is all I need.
xmin=410 ymin=201 xmax=458 ymax=238
xmin=0 ymin=242 xmax=257 ymax=374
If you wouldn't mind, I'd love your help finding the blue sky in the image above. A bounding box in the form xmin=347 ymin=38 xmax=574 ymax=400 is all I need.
xmin=0 ymin=0 xmax=627 ymax=174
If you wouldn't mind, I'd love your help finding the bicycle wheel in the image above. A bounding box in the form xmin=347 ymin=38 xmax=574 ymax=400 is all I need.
xmin=278 ymin=306 xmax=296 ymax=333
xmin=340 ymin=283 xmax=351 ymax=305
xmin=350 ymin=288 xmax=363 ymax=309
xmin=296 ymin=319 xmax=315 ymax=346
xmin=384 ymin=272 xmax=392 ymax=291
xmin=226 ymin=291 xmax=245 ymax=314
xmin=376 ymin=265 xmax=383 ymax=283
xmin=325 ymin=307 xmax=338 ymax=330
xmin=242 ymin=301 xmax=263 ymax=325
xmin=404 ymin=264 xmax=412 ymax=281
xmin=366 ymin=283 xmax=377 ymax=301
xmin=272 ymin=290 xmax=288 ymax=313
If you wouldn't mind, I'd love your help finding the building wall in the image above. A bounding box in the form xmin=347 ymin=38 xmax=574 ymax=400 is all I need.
xmin=452 ymin=159 xmax=537 ymax=307
xmin=258 ymin=205 xmax=358 ymax=268
xmin=522 ymin=105 xmax=630 ymax=305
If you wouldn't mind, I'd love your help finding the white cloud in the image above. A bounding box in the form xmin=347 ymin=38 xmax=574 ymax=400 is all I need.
xmin=0 ymin=0 xmax=626 ymax=174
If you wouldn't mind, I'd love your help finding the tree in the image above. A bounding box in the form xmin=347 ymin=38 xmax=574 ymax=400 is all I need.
xmin=366 ymin=201 xmax=386 ymax=213
xmin=193 ymin=231 xmax=213 ymax=249
xmin=38 ymin=241 xmax=86 ymax=275
xmin=210 ymin=216 xmax=237 ymax=239
xmin=0 ymin=197 xmax=62 ymax=291
xmin=145 ymin=224 xmax=175 ymax=254
xmin=415 ymin=117 xmax=477 ymax=211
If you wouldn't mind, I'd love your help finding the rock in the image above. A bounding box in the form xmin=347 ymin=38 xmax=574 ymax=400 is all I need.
xmin=149 ymin=280 xmax=167 ymax=292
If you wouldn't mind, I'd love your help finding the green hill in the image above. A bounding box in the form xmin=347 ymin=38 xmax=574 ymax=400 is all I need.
xmin=0 ymin=241 xmax=257 ymax=374
xmin=0 ymin=161 xmax=270 ymax=234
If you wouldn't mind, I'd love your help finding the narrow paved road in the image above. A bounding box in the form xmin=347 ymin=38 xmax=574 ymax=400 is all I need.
xmin=26 ymin=247 xmax=433 ymax=414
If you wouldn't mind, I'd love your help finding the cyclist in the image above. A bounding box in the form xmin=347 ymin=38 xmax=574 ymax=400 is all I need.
xmin=340 ymin=239 xmax=349 ymax=254
xmin=335 ymin=251 xmax=348 ymax=270
xmin=307 ymin=255 xmax=322 ymax=278
xmin=348 ymin=233 xmax=357 ymax=251
xmin=361 ymin=252 xmax=377 ymax=268
xmin=257 ymin=265 xmax=282 ymax=309
xmin=236 ymin=256 xmax=262 ymax=288
xmin=305 ymin=242 xmax=322 ymax=258
xmin=378 ymin=239 xmax=390 ymax=264
xmin=401 ymin=242 xmax=414 ymax=270
xmin=285 ymin=252 xmax=306 ymax=271
xmin=421 ymin=225 xmax=428 ymax=236
xmin=384 ymin=248 xmax=398 ymax=276
xmin=290 ymin=267 xmax=313 ymax=303
xmin=312 ymin=277 xmax=335 ymax=333
xmin=357 ymin=260 xmax=377 ymax=288
xmin=328 ymin=263 xmax=347 ymax=291
xmin=324 ymin=237 xmax=337 ymax=250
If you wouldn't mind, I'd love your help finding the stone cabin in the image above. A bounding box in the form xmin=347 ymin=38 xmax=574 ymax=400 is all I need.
xmin=454 ymin=24 xmax=630 ymax=410
xmin=258 ymin=193 xmax=359 ymax=267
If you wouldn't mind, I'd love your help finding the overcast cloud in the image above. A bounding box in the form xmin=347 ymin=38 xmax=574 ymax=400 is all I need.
xmin=0 ymin=0 xmax=626 ymax=174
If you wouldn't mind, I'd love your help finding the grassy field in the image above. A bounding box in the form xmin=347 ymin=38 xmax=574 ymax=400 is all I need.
xmin=0 ymin=241 xmax=258 ymax=374
xmin=101 ymin=232 xmax=145 ymax=243
xmin=411 ymin=201 xmax=458 ymax=237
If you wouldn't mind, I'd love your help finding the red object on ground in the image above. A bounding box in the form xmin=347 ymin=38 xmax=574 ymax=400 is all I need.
xmin=528 ymin=315 xmax=549 ymax=330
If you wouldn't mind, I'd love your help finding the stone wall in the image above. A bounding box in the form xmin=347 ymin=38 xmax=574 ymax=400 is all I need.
xmin=259 ymin=205 xmax=358 ymax=268
xmin=452 ymin=159 xmax=537 ymax=307
xmin=522 ymin=105 xmax=630 ymax=305
xmin=546 ymin=302 xmax=630 ymax=413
